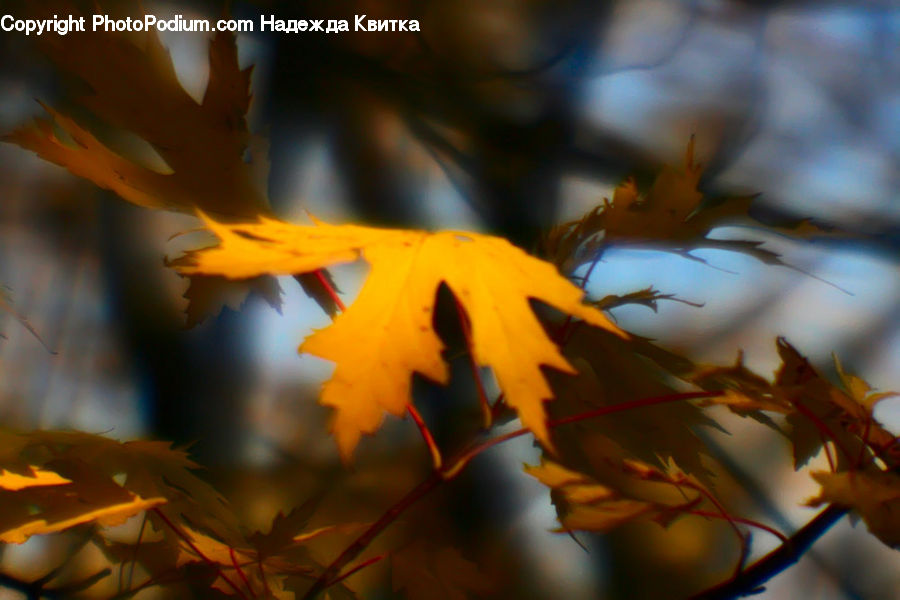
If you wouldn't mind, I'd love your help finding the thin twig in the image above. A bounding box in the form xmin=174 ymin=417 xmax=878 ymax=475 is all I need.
xmin=407 ymin=405 xmax=443 ymax=470
xmin=685 ymin=510 xmax=787 ymax=544
xmin=329 ymin=553 xmax=388 ymax=588
xmin=314 ymin=270 xmax=346 ymax=312
xmin=302 ymin=390 xmax=724 ymax=599
xmin=301 ymin=474 xmax=443 ymax=600
xmin=230 ymin=547 xmax=256 ymax=598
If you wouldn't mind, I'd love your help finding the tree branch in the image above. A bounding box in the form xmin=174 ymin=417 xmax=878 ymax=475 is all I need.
xmin=687 ymin=505 xmax=848 ymax=600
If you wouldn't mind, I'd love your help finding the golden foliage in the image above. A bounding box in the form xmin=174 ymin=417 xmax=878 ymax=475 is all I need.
xmin=176 ymin=215 xmax=625 ymax=460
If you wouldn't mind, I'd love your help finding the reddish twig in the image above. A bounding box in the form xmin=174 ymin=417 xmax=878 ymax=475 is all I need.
xmin=230 ymin=547 xmax=256 ymax=598
xmin=301 ymin=390 xmax=724 ymax=598
xmin=329 ymin=553 xmax=388 ymax=588
xmin=678 ymin=479 xmax=751 ymax=579
xmin=685 ymin=511 xmax=788 ymax=544
xmin=257 ymin=558 xmax=271 ymax=599
xmin=301 ymin=474 xmax=442 ymax=600
xmin=441 ymin=391 xmax=722 ymax=479
xmin=314 ymin=269 xmax=346 ymax=312
xmin=407 ymin=405 xmax=443 ymax=470
xmin=151 ymin=508 xmax=249 ymax=600
xmin=792 ymin=400 xmax=852 ymax=463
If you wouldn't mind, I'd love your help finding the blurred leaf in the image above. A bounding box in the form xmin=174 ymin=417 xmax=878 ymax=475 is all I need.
xmin=525 ymin=452 xmax=701 ymax=534
xmin=0 ymin=429 xmax=239 ymax=543
xmin=0 ymin=488 xmax=164 ymax=544
xmin=545 ymin=137 xmax=833 ymax=274
xmin=807 ymin=471 xmax=900 ymax=549
xmin=392 ymin=540 xmax=492 ymax=600
xmin=692 ymin=338 xmax=898 ymax=470
xmin=551 ymin=327 xmax=719 ymax=487
xmin=1 ymin=11 xmax=353 ymax=322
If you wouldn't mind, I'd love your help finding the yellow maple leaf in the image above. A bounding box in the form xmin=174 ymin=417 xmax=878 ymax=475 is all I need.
xmin=176 ymin=216 xmax=626 ymax=460
xmin=0 ymin=494 xmax=166 ymax=544
xmin=0 ymin=467 xmax=70 ymax=491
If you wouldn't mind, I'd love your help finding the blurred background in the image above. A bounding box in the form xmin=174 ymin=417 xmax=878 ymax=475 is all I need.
xmin=0 ymin=0 xmax=898 ymax=598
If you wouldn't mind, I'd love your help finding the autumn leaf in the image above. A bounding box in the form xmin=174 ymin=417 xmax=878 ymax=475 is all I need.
xmin=549 ymin=327 xmax=719 ymax=486
xmin=0 ymin=464 xmax=159 ymax=544
xmin=1 ymin=7 xmax=339 ymax=321
xmin=0 ymin=467 xmax=70 ymax=491
xmin=525 ymin=454 xmax=699 ymax=534
xmin=544 ymin=137 xmax=834 ymax=275
xmin=806 ymin=470 xmax=900 ymax=549
xmin=174 ymin=517 xmax=367 ymax=599
xmin=6 ymin=18 xmax=264 ymax=217
xmin=0 ymin=456 xmax=166 ymax=544
xmin=0 ymin=428 xmax=241 ymax=545
xmin=692 ymin=338 xmax=898 ymax=470
xmin=0 ymin=493 xmax=165 ymax=544
xmin=392 ymin=541 xmax=492 ymax=600
xmin=174 ymin=526 xmax=297 ymax=600
xmin=175 ymin=215 xmax=626 ymax=460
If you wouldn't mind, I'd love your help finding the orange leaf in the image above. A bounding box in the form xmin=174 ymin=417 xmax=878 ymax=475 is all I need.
xmin=0 ymin=494 xmax=165 ymax=544
xmin=176 ymin=216 xmax=626 ymax=460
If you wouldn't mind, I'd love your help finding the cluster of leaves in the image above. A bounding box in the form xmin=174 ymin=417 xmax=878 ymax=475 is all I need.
xmin=0 ymin=429 xmax=363 ymax=598
xmin=1 ymin=5 xmax=897 ymax=599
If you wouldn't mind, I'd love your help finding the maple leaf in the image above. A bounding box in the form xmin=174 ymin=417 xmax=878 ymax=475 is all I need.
xmin=806 ymin=471 xmax=900 ymax=549
xmin=174 ymin=526 xmax=297 ymax=600
xmin=0 ymin=428 xmax=242 ymax=547
xmin=550 ymin=328 xmax=719 ymax=486
xmin=692 ymin=338 xmax=899 ymax=470
xmin=525 ymin=453 xmax=700 ymax=534
xmin=175 ymin=517 xmax=366 ymax=600
xmin=0 ymin=467 xmax=70 ymax=491
xmin=0 ymin=492 xmax=165 ymax=544
xmin=174 ymin=215 xmax=626 ymax=460
xmin=392 ymin=541 xmax=492 ymax=600
xmin=2 ymin=8 xmax=336 ymax=322
xmin=544 ymin=137 xmax=834 ymax=276
xmin=0 ymin=456 xmax=166 ymax=544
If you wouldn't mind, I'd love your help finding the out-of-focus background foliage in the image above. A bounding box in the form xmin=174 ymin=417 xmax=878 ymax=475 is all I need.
xmin=0 ymin=0 xmax=898 ymax=598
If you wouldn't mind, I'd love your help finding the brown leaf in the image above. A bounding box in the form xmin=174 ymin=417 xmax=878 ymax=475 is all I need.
xmin=807 ymin=470 xmax=900 ymax=549
xmin=544 ymin=137 xmax=837 ymax=275
xmin=2 ymin=8 xmax=338 ymax=322
xmin=692 ymin=338 xmax=899 ymax=470
xmin=392 ymin=541 xmax=492 ymax=600
xmin=525 ymin=455 xmax=698 ymax=534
